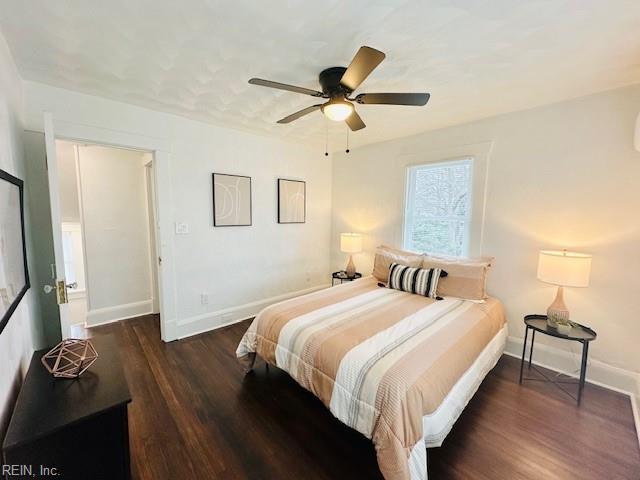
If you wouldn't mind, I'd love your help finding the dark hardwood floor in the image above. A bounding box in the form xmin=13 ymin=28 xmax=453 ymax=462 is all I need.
xmin=92 ymin=315 xmax=640 ymax=480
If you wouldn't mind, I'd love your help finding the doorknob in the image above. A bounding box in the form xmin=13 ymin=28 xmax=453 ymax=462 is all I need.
xmin=42 ymin=280 xmax=69 ymax=305
xmin=44 ymin=282 xmax=76 ymax=292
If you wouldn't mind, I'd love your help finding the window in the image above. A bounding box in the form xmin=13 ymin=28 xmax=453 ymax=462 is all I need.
xmin=403 ymin=158 xmax=473 ymax=257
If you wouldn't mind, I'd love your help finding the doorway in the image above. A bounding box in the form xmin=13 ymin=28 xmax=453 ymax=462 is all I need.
xmin=52 ymin=140 xmax=161 ymax=336
xmin=43 ymin=113 xmax=177 ymax=341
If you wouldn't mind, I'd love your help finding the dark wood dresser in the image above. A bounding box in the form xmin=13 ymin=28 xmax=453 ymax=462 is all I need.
xmin=2 ymin=334 xmax=131 ymax=480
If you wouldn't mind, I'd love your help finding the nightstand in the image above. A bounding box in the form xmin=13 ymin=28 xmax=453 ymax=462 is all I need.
xmin=3 ymin=335 xmax=132 ymax=479
xmin=519 ymin=314 xmax=597 ymax=405
xmin=332 ymin=271 xmax=362 ymax=286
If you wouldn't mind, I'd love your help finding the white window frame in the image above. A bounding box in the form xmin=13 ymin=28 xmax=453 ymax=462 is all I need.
xmin=397 ymin=142 xmax=491 ymax=258
xmin=403 ymin=158 xmax=474 ymax=257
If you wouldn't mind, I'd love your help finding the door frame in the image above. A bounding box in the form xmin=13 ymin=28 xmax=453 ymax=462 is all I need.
xmin=144 ymin=158 xmax=161 ymax=315
xmin=44 ymin=112 xmax=179 ymax=341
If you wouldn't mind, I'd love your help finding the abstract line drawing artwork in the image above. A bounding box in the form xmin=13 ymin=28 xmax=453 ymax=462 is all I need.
xmin=212 ymin=173 xmax=252 ymax=227
xmin=278 ymin=179 xmax=306 ymax=224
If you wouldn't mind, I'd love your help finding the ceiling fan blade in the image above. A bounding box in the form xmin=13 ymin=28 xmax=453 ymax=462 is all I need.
xmin=345 ymin=110 xmax=366 ymax=131
xmin=249 ymin=78 xmax=325 ymax=97
xmin=354 ymin=93 xmax=430 ymax=106
xmin=340 ymin=46 xmax=386 ymax=91
xmin=277 ymin=104 xmax=323 ymax=124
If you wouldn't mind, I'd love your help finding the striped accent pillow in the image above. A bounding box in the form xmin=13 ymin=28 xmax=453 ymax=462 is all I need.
xmin=388 ymin=263 xmax=443 ymax=299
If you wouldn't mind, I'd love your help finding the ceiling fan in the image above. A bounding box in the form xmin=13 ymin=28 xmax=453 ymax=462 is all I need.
xmin=248 ymin=46 xmax=430 ymax=131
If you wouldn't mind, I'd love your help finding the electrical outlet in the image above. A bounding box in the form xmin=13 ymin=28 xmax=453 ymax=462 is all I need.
xmin=200 ymin=293 xmax=208 ymax=305
xmin=175 ymin=222 xmax=189 ymax=235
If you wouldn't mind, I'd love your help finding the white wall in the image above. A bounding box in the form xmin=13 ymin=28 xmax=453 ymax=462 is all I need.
xmin=77 ymin=144 xmax=153 ymax=325
xmin=23 ymin=81 xmax=333 ymax=339
xmin=0 ymin=31 xmax=45 ymax=440
xmin=331 ymin=84 xmax=640 ymax=396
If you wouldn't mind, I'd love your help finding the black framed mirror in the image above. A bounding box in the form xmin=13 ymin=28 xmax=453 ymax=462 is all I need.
xmin=0 ymin=168 xmax=30 ymax=334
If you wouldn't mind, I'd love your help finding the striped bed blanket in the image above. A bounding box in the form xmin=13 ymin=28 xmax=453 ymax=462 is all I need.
xmin=236 ymin=276 xmax=506 ymax=480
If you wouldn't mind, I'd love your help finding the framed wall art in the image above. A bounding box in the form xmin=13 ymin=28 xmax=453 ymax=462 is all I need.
xmin=278 ymin=179 xmax=305 ymax=224
xmin=212 ymin=173 xmax=252 ymax=227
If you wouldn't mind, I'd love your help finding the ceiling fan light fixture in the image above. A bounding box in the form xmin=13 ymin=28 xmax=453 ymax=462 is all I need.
xmin=321 ymin=99 xmax=354 ymax=121
xmin=249 ymin=46 xmax=430 ymax=132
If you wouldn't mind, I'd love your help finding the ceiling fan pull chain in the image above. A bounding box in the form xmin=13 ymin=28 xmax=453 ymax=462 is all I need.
xmin=324 ymin=118 xmax=329 ymax=156
xmin=346 ymin=127 xmax=350 ymax=154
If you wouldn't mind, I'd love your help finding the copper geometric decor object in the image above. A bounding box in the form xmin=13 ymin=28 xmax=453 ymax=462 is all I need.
xmin=41 ymin=339 xmax=99 ymax=378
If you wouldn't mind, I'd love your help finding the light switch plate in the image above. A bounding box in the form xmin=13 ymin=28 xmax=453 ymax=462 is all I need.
xmin=175 ymin=222 xmax=189 ymax=234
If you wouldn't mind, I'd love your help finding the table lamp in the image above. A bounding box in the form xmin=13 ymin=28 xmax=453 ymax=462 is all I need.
xmin=537 ymin=249 xmax=592 ymax=327
xmin=340 ymin=233 xmax=362 ymax=278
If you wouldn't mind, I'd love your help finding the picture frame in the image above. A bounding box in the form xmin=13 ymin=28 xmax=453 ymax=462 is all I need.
xmin=212 ymin=173 xmax=252 ymax=227
xmin=278 ymin=178 xmax=306 ymax=224
xmin=0 ymin=168 xmax=30 ymax=335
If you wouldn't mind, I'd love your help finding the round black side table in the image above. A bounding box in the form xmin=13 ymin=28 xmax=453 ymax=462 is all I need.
xmin=332 ymin=271 xmax=362 ymax=286
xmin=519 ymin=314 xmax=597 ymax=405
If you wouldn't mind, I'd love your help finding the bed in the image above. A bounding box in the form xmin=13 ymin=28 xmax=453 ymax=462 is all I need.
xmin=237 ymin=275 xmax=506 ymax=480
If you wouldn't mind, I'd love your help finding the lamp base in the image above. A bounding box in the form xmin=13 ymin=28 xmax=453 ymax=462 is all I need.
xmin=547 ymin=286 xmax=570 ymax=327
xmin=345 ymin=254 xmax=356 ymax=278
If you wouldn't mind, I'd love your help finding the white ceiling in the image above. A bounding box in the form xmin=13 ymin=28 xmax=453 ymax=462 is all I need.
xmin=2 ymin=0 xmax=640 ymax=149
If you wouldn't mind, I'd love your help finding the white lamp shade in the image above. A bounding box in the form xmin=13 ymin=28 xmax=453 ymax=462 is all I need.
xmin=322 ymin=99 xmax=354 ymax=122
xmin=340 ymin=233 xmax=362 ymax=253
xmin=537 ymin=250 xmax=592 ymax=287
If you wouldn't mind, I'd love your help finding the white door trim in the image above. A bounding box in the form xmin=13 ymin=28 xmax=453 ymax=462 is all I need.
xmin=43 ymin=113 xmax=72 ymax=338
xmin=45 ymin=114 xmax=179 ymax=341
xmin=144 ymin=160 xmax=161 ymax=315
xmin=73 ymin=144 xmax=92 ymax=315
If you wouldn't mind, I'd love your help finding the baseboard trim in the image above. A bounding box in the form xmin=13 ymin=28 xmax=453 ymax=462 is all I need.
xmin=86 ymin=299 xmax=153 ymax=327
xmin=175 ymin=283 xmax=331 ymax=340
xmin=505 ymin=335 xmax=640 ymax=447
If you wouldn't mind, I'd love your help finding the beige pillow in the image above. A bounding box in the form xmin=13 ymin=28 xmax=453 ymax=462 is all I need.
xmin=372 ymin=245 xmax=423 ymax=282
xmin=421 ymin=254 xmax=493 ymax=300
